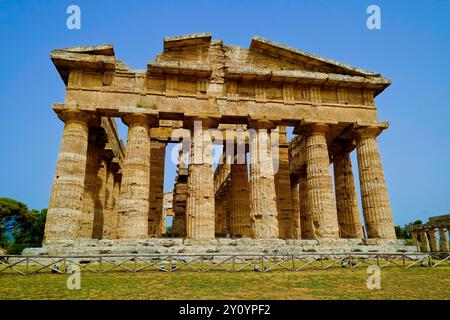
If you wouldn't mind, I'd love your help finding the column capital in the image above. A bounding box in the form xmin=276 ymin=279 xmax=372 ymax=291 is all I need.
xmin=56 ymin=110 xmax=98 ymax=126
xmin=329 ymin=141 xmax=355 ymax=156
xmin=296 ymin=123 xmax=330 ymax=137
xmin=122 ymin=113 xmax=158 ymax=128
xmin=184 ymin=116 xmax=219 ymax=130
xmin=353 ymin=125 xmax=386 ymax=139
xmin=247 ymin=119 xmax=277 ymax=130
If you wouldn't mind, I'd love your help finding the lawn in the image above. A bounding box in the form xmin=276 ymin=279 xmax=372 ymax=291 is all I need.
xmin=0 ymin=266 xmax=448 ymax=300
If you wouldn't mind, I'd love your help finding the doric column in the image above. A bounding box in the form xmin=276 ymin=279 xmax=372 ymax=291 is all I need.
xmin=230 ymin=154 xmax=252 ymax=237
xmin=44 ymin=110 xmax=96 ymax=241
xmin=298 ymin=168 xmax=315 ymax=239
xmin=290 ymin=175 xmax=301 ymax=239
xmin=117 ymin=113 xmax=157 ymax=239
xmin=439 ymin=228 xmax=449 ymax=252
xmin=148 ymin=139 xmax=167 ymax=237
xmin=172 ymin=148 xmax=188 ymax=238
xmin=299 ymin=123 xmax=339 ymax=238
xmin=91 ymin=155 xmax=109 ymax=239
xmin=411 ymin=230 xmax=420 ymax=251
xmin=248 ymin=119 xmax=279 ymax=239
xmin=428 ymin=228 xmax=440 ymax=252
xmin=185 ymin=117 xmax=218 ymax=240
xmin=79 ymin=130 xmax=101 ymax=238
xmin=355 ymin=126 xmax=396 ymax=239
xmin=331 ymin=143 xmax=363 ymax=239
xmin=274 ymin=139 xmax=294 ymax=239
xmin=419 ymin=229 xmax=431 ymax=252
xmin=102 ymin=159 xmax=118 ymax=239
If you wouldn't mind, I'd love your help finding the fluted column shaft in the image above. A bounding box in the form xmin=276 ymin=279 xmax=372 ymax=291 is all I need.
xmin=117 ymin=114 xmax=156 ymax=239
xmin=419 ymin=230 xmax=430 ymax=252
xmin=102 ymin=163 xmax=117 ymax=239
xmin=332 ymin=146 xmax=363 ymax=239
xmin=411 ymin=231 xmax=420 ymax=251
xmin=248 ymin=120 xmax=279 ymax=239
xmin=428 ymin=228 xmax=440 ymax=252
xmin=79 ymin=131 xmax=101 ymax=238
xmin=290 ymin=175 xmax=301 ymax=239
xmin=44 ymin=110 xmax=95 ymax=241
xmin=302 ymin=123 xmax=339 ymax=238
xmin=148 ymin=140 xmax=166 ymax=237
xmin=438 ymin=228 xmax=449 ymax=252
xmin=298 ymin=170 xmax=315 ymax=239
xmin=185 ymin=117 xmax=218 ymax=240
xmin=92 ymin=156 xmax=108 ymax=239
xmin=230 ymin=155 xmax=252 ymax=237
xmin=355 ymin=127 xmax=396 ymax=239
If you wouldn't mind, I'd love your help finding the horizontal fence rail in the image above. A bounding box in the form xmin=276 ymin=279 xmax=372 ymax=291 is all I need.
xmin=0 ymin=252 xmax=449 ymax=275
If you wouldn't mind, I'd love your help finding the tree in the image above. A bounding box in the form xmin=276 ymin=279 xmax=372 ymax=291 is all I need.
xmin=0 ymin=198 xmax=47 ymax=254
xmin=395 ymin=219 xmax=423 ymax=239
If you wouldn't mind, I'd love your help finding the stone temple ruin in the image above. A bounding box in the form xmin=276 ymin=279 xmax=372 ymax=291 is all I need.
xmin=27 ymin=33 xmax=418 ymax=255
xmin=410 ymin=215 xmax=450 ymax=253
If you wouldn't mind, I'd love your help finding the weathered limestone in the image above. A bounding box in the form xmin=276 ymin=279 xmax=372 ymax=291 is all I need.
xmin=185 ymin=117 xmax=218 ymax=240
xmin=428 ymin=228 xmax=440 ymax=252
xmin=148 ymin=140 xmax=166 ymax=237
xmin=290 ymin=175 xmax=301 ymax=239
xmin=300 ymin=123 xmax=339 ymax=238
xmin=248 ymin=120 xmax=279 ymax=239
xmin=411 ymin=230 xmax=420 ymax=251
xmin=298 ymin=169 xmax=315 ymax=239
xmin=438 ymin=228 xmax=449 ymax=252
xmin=172 ymin=147 xmax=188 ymax=237
xmin=230 ymin=155 xmax=252 ymax=237
xmin=331 ymin=144 xmax=363 ymax=239
xmin=79 ymin=130 xmax=102 ymax=238
xmin=41 ymin=34 xmax=408 ymax=252
xmin=92 ymin=156 xmax=108 ymax=239
xmin=419 ymin=230 xmax=431 ymax=252
xmin=355 ymin=126 xmax=396 ymax=239
xmin=274 ymin=129 xmax=294 ymax=239
xmin=44 ymin=110 xmax=96 ymax=240
xmin=102 ymin=160 xmax=118 ymax=239
xmin=117 ymin=113 xmax=157 ymax=239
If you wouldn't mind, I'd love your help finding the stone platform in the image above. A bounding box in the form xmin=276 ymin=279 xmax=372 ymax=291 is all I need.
xmin=22 ymin=238 xmax=417 ymax=256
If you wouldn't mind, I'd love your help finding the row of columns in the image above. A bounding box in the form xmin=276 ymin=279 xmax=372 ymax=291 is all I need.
xmin=45 ymin=111 xmax=396 ymax=241
xmin=412 ymin=228 xmax=449 ymax=252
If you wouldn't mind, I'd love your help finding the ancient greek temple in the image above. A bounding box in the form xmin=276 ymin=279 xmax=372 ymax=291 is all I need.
xmin=410 ymin=215 xmax=450 ymax=253
xmin=43 ymin=33 xmax=398 ymax=246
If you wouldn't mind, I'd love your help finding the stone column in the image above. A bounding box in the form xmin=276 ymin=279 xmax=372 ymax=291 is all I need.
xmin=185 ymin=117 xmax=218 ymax=240
xmin=148 ymin=139 xmax=166 ymax=237
xmin=172 ymin=148 xmax=188 ymax=238
xmin=230 ymin=154 xmax=252 ymax=237
xmin=290 ymin=175 xmax=301 ymax=239
xmin=117 ymin=113 xmax=157 ymax=239
xmin=355 ymin=126 xmax=396 ymax=239
xmin=439 ymin=228 xmax=449 ymax=252
xmin=102 ymin=159 xmax=117 ymax=239
xmin=298 ymin=168 xmax=315 ymax=239
xmin=111 ymin=170 xmax=121 ymax=239
xmin=44 ymin=110 xmax=96 ymax=241
xmin=92 ymin=155 xmax=108 ymax=239
xmin=331 ymin=144 xmax=363 ymax=239
xmin=248 ymin=120 xmax=279 ymax=239
xmin=419 ymin=230 xmax=430 ymax=252
xmin=428 ymin=228 xmax=440 ymax=252
xmin=79 ymin=130 xmax=101 ymax=238
xmin=274 ymin=141 xmax=294 ymax=239
xmin=411 ymin=230 xmax=420 ymax=251
xmin=299 ymin=123 xmax=339 ymax=238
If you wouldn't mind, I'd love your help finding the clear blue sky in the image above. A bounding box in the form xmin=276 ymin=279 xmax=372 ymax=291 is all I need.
xmin=0 ymin=0 xmax=449 ymax=226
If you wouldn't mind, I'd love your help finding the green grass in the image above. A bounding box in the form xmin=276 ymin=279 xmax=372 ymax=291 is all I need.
xmin=0 ymin=266 xmax=449 ymax=300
